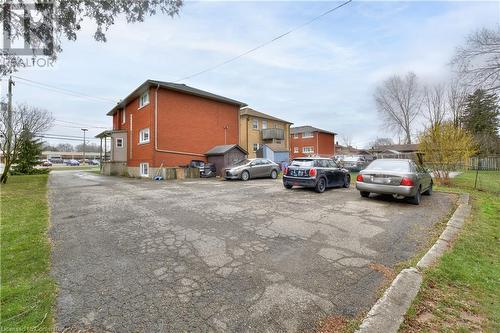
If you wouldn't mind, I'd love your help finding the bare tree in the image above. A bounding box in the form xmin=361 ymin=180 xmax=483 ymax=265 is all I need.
xmin=452 ymin=27 xmax=500 ymax=93
xmin=422 ymin=83 xmax=447 ymax=128
xmin=340 ymin=134 xmax=353 ymax=147
xmin=0 ymin=104 xmax=54 ymax=183
xmin=56 ymin=143 xmax=74 ymax=152
xmin=374 ymin=72 xmax=422 ymax=144
xmin=369 ymin=137 xmax=393 ymax=148
xmin=446 ymin=78 xmax=469 ymax=127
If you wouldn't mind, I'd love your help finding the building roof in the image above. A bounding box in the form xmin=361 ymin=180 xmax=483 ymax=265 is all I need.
xmin=205 ymin=144 xmax=248 ymax=156
xmin=240 ymin=107 xmax=293 ymax=124
xmin=264 ymin=144 xmax=289 ymax=152
xmin=290 ymin=125 xmax=336 ymax=135
xmin=373 ymin=143 xmax=419 ymax=153
xmin=107 ymin=80 xmax=247 ymax=116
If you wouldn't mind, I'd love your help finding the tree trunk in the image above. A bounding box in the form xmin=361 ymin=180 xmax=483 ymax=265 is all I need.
xmin=1 ymin=159 xmax=11 ymax=183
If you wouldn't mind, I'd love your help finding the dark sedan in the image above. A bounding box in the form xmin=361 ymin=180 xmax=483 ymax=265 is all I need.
xmin=283 ymin=157 xmax=350 ymax=193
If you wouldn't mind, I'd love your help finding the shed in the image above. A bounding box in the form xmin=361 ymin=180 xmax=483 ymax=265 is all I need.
xmin=205 ymin=144 xmax=248 ymax=177
xmin=256 ymin=144 xmax=290 ymax=167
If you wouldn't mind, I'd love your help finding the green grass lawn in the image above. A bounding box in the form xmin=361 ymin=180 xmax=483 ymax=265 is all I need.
xmin=0 ymin=174 xmax=56 ymax=332
xmin=401 ymin=171 xmax=500 ymax=332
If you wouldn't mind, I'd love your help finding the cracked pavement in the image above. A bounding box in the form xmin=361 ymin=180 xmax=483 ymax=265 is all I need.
xmin=49 ymin=171 xmax=454 ymax=332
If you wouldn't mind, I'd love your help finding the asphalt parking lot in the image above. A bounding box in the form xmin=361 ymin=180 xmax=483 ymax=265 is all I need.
xmin=49 ymin=171 xmax=455 ymax=332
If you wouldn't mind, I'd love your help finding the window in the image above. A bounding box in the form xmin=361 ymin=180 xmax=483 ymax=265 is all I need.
xmin=302 ymin=132 xmax=313 ymax=138
xmin=139 ymin=91 xmax=149 ymax=108
xmin=140 ymin=163 xmax=149 ymax=177
xmin=139 ymin=128 xmax=150 ymax=144
xmin=262 ymin=120 xmax=268 ymax=129
xmin=253 ymin=143 xmax=260 ymax=152
xmin=116 ymin=138 xmax=124 ymax=148
xmin=252 ymin=118 xmax=259 ymax=130
xmin=294 ymin=147 xmax=299 ymax=153
xmin=293 ymin=133 xmax=299 ymax=139
xmin=302 ymin=146 xmax=314 ymax=154
xmin=121 ymin=109 xmax=126 ymax=124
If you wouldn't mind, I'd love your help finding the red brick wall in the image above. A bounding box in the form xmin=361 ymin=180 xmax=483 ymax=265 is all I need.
xmin=290 ymin=131 xmax=335 ymax=159
xmin=318 ymin=132 xmax=335 ymax=157
xmin=112 ymin=86 xmax=240 ymax=168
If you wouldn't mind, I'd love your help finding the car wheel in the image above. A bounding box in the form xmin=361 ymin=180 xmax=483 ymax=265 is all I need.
xmin=343 ymin=174 xmax=350 ymax=188
xmin=408 ymin=187 xmax=422 ymax=205
xmin=271 ymin=170 xmax=278 ymax=179
xmin=315 ymin=177 xmax=326 ymax=193
xmin=241 ymin=170 xmax=250 ymax=181
xmin=423 ymin=182 xmax=433 ymax=195
xmin=360 ymin=191 xmax=370 ymax=198
xmin=284 ymin=184 xmax=293 ymax=189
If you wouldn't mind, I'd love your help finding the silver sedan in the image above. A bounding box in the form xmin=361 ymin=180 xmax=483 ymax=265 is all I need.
xmin=224 ymin=158 xmax=281 ymax=181
xmin=355 ymin=159 xmax=433 ymax=205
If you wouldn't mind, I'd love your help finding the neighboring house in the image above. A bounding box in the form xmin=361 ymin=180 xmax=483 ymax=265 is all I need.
xmin=206 ymin=144 xmax=248 ymax=177
xmin=290 ymin=126 xmax=336 ymax=159
xmin=98 ymin=80 xmax=246 ymax=178
xmin=372 ymin=143 xmax=420 ymax=159
xmin=239 ymin=107 xmax=293 ymax=160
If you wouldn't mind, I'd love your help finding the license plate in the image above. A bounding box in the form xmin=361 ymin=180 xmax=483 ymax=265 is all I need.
xmin=291 ymin=170 xmax=306 ymax=177
xmin=373 ymin=177 xmax=388 ymax=184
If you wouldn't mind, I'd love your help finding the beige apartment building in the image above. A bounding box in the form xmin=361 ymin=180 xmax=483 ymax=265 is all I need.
xmin=239 ymin=107 xmax=293 ymax=159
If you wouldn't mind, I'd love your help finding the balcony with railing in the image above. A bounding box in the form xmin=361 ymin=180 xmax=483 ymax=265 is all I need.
xmin=261 ymin=128 xmax=285 ymax=140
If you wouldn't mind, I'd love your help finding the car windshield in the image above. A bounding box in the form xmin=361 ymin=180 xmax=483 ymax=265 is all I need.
xmin=366 ymin=160 xmax=410 ymax=172
xmin=291 ymin=159 xmax=315 ymax=167
xmin=233 ymin=159 xmax=250 ymax=166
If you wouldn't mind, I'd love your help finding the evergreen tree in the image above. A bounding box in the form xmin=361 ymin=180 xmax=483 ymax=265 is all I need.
xmin=13 ymin=129 xmax=42 ymax=174
xmin=462 ymin=89 xmax=500 ymax=154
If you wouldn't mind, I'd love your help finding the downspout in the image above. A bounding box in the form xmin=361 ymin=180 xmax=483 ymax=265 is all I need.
xmin=316 ymin=132 xmax=319 ymax=156
xmin=154 ymin=84 xmax=205 ymax=157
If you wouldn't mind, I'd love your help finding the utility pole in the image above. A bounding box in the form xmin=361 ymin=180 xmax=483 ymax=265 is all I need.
xmin=1 ymin=77 xmax=15 ymax=183
xmin=81 ymin=128 xmax=88 ymax=165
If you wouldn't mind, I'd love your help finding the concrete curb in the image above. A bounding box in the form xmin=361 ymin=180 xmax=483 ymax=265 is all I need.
xmin=355 ymin=193 xmax=471 ymax=333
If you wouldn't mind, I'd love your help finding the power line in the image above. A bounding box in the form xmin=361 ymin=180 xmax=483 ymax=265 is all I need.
xmin=173 ymin=0 xmax=352 ymax=82
xmin=11 ymin=76 xmax=116 ymax=103
xmin=54 ymin=120 xmax=108 ymax=129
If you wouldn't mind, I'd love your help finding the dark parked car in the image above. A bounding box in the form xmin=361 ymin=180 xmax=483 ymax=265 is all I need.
xmin=189 ymin=160 xmax=216 ymax=177
xmin=341 ymin=155 xmax=368 ymax=172
xmin=224 ymin=158 xmax=280 ymax=181
xmin=355 ymin=159 xmax=432 ymax=205
xmin=283 ymin=157 xmax=350 ymax=193
xmin=65 ymin=159 xmax=80 ymax=166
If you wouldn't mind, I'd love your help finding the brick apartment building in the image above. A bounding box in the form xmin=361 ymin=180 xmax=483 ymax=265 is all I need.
xmin=99 ymin=80 xmax=246 ymax=177
xmin=290 ymin=126 xmax=336 ymax=159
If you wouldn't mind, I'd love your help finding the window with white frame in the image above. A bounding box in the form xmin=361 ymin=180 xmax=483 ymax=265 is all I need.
xmin=253 ymin=143 xmax=259 ymax=151
xmin=139 ymin=128 xmax=150 ymax=144
xmin=252 ymin=118 xmax=259 ymax=130
xmin=121 ymin=109 xmax=126 ymax=124
xmin=262 ymin=120 xmax=268 ymax=129
xmin=139 ymin=91 xmax=149 ymax=108
xmin=140 ymin=163 xmax=149 ymax=177
xmin=302 ymin=132 xmax=313 ymax=138
xmin=293 ymin=133 xmax=299 ymax=139
xmin=294 ymin=147 xmax=299 ymax=153
xmin=303 ymin=146 xmax=314 ymax=154
xmin=116 ymin=138 xmax=124 ymax=148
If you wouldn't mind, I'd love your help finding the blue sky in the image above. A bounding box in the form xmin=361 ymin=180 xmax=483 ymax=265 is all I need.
xmin=4 ymin=1 xmax=500 ymax=148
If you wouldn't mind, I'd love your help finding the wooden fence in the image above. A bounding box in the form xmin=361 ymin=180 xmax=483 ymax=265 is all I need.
xmin=468 ymin=156 xmax=500 ymax=171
